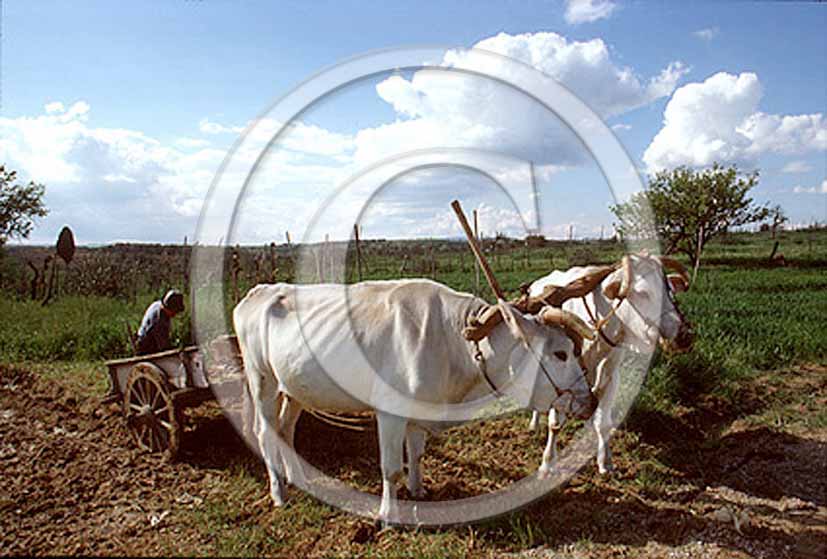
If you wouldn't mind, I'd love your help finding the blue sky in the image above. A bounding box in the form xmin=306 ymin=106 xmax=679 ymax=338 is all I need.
xmin=2 ymin=0 xmax=825 ymax=244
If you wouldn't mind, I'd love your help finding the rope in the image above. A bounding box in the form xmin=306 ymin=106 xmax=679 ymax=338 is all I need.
xmin=473 ymin=340 xmax=501 ymax=396
xmin=581 ymin=296 xmax=621 ymax=348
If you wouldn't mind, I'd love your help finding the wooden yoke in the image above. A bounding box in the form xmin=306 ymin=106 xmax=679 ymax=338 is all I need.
xmin=517 ymin=265 xmax=617 ymax=312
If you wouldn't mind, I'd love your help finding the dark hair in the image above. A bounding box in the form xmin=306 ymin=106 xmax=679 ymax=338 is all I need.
xmin=162 ymin=289 xmax=185 ymax=313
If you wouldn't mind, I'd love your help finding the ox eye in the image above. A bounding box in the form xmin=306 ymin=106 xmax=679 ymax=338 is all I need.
xmin=553 ymin=351 xmax=568 ymax=362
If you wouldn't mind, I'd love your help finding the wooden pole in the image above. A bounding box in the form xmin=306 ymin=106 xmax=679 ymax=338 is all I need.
xmin=451 ymin=200 xmax=504 ymax=300
xmin=353 ymin=223 xmax=363 ymax=282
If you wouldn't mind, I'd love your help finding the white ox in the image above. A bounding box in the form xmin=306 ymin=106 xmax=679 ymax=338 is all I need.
xmin=527 ymin=254 xmax=693 ymax=476
xmin=233 ymin=279 xmax=597 ymax=522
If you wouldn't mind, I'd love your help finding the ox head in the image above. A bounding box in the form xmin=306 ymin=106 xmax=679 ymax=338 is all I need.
xmin=468 ymin=302 xmax=598 ymax=420
xmin=602 ymin=254 xmax=693 ymax=353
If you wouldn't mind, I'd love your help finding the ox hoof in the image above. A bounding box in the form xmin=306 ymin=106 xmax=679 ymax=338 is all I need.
xmin=597 ymin=463 xmax=614 ymax=476
xmin=537 ymin=465 xmax=554 ymax=480
xmin=269 ymin=491 xmax=287 ymax=507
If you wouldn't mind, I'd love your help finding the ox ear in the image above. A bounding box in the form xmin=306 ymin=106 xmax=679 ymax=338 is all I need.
xmin=496 ymin=299 xmax=532 ymax=347
xmin=603 ymin=280 xmax=621 ymax=300
xmin=667 ymin=274 xmax=688 ymax=294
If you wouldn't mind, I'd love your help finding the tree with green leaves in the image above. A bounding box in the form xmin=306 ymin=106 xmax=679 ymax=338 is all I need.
xmin=0 ymin=165 xmax=48 ymax=248
xmin=767 ymin=204 xmax=788 ymax=239
xmin=611 ymin=163 xmax=768 ymax=281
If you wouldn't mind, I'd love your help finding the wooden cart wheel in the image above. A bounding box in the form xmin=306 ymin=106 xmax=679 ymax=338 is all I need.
xmin=124 ymin=363 xmax=181 ymax=459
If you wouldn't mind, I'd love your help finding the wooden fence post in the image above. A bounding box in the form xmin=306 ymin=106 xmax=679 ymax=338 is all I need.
xmin=523 ymin=241 xmax=529 ymax=271
xmin=473 ymin=210 xmax=480 ymax=295
xmin=231 ymin=247 xmax=240 ymax=303
xmin=354 ymin=223 xmax=363 ymax=282
xmin=269 ymin=242 xmax=278 ymax=282
xmin=285 ymin=231 xmax=295 ymax=281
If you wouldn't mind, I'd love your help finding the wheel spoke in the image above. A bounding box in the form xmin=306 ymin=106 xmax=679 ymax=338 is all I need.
xmin=129 ymin=403 xmax=144 ymax=413
xmin=151 ymin=386 xmax=162 ymax=409
xmin=154 ymin=405 xmax=170 ymax=418
xmin=158 ymin=419 xmax=172 ymax=431
xmin=132 ymin=380 xmax=145 ymax=405
xmin=150 ymin=424 xmax=162 ymax=452
xmin=137 ymin=378 xmax=150 ymax=405
xmin=138 ymin=424 xmax=151 ymax=449
xmin=144 ymin=380 xmax=158 ymax=406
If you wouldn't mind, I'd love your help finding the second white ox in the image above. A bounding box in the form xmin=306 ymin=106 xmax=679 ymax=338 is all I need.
xmin=233 ymin=279 xmax=597 ymax=522
xmin=527 ymin=254 xmax=693 ymax=476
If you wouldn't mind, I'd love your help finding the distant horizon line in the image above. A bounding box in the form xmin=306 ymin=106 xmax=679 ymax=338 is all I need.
xmin=8 ymin=221 xmax=826 ymax=250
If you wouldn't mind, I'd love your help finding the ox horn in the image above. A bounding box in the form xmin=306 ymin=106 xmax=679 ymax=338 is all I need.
xmin=603 ymin=254 xmax=632 ymax=300
xmin=618 ymin=255 xmax=632 ymax=298
xmin=462 ymin=304 xmax=503 ymax=342
xmin=538 ymin=306 xmax=596 ymax=356
xmin=657 ymin=256 xmax=690 ymax=288
xmin=462 ymin=301 xmax=532 ymax=346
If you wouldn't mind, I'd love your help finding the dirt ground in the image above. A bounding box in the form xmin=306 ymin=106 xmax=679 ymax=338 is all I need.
xmin=0 ymin=362 xmax=824 ymax=558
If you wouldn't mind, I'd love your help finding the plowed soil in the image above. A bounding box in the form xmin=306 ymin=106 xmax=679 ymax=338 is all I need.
xmin=0 ymin=363 xmax=825 ymax=558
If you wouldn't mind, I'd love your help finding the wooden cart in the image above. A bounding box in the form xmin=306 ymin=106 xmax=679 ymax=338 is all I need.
xmin=102 ymin=335 xmax=246 ymax=459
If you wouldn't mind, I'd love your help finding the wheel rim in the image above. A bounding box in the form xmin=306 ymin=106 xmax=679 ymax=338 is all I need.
xmin=124 ymin=364 xmax=180 ymax=457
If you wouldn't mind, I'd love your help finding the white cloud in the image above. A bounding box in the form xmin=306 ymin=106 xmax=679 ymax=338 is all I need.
xmin=394 ymin=202 xmax=525 ymax=239
xmin=473 ymin=32 xmax=687 ymax=118
xmin=357 ymin=32 xmax=687 ymax=168
xmin=198 ymin=117 xmax=355 ymax=157
xmin=0 ymin=31 xmax=695 ymax=244
xmin=102 ymin=173 xmax=137 ymax=183
xmin=175 ymin=137 xmax=211 ymax=149
xmin=611 ymin=123 xmax=632 ymax=132
xmin=44 ymin=101 xmax=65 ymax=114
xmin=792 ymin=179 xmax=827 ymax=194
xmin=198 ymin=117 xmax=244 ymax=135
xmin=0 ymin=101 xmax=357 ymax=244
xmin=692 ymin=27 xmax=719 ymax=41
xmin=564 ymin=0 xmax=618 ymax=25
xmin=643 ymin=72 xmax=827 ymax=171
xmin=781 ymin=160 xmax=813 ymax=174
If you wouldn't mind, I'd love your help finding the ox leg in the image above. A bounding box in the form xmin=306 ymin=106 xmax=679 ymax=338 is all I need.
xmin=277 ymin=395 xmax=304 ymax=485
xmin=376 ymin=412 xmax=407 ymax=525
xmin=405 ymin=427 xmax=427 ymax=499
xmin=538 ymin=408 xmax=565 ymax=478
xmin=528 ymin=410 xmax=540 ymax=432
xmin=240 ymin=379 xmax=257 ymax=446
xmin=249 ymin=373 xmax=287 ymax=506
xmin=594 ymin=357 xmax=619 ymax=475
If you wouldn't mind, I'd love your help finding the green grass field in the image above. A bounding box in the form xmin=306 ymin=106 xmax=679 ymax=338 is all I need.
xmin=3 ymin=229 xmax=825 ymax=402
xmin=1 ymin=228 xmax=825 ymax=557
